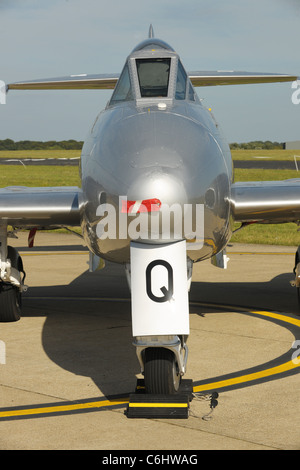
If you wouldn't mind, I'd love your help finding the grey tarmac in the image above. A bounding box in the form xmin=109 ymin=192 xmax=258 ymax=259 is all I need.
xmin=0 ymin=232 xmax=299 ymax=450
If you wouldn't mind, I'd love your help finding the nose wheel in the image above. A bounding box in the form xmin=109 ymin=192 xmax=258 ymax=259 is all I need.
xmin=144 ymin=347 xmax=181 ymax=394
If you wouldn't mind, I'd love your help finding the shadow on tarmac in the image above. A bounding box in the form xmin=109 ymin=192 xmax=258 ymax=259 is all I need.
xmin=19 ymin=261 xmax=300 ymax=398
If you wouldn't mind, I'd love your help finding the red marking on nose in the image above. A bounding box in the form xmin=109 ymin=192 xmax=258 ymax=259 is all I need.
xmin=121 ymin=198 xmax=161 ymax=213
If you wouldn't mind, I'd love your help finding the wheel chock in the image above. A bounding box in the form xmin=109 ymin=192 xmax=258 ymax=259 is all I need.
xmin=126 ymin=379 xmax=193 ymax=419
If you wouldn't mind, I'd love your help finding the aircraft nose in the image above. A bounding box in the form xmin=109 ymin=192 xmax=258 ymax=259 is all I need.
xmin=127 ymin=170 xmax=187 ymax=207
xmin=125 ymin=171 xmax=189 ymax=242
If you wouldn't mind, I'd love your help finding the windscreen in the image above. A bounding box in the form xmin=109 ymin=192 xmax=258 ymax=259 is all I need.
xmin=110 ymin=63 xmax=133 ymax=104
xmin=136 ymin=58 xmax=171 ymax=98
xmin=175 ymin=60 xmax=187 ymax=100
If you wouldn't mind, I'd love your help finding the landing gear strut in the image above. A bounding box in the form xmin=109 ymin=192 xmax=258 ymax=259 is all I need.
xmin=130 ymin=240 xmax=190 ymax=394
xmin=0 ymin=225 xmax=26 ymax=322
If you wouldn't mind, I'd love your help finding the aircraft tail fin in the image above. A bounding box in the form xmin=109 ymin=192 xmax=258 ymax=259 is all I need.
xmin=148 ymin=24 xmax=154 ymax=38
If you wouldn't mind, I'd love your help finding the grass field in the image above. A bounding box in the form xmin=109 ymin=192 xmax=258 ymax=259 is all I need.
xmin=231 ymin=149 xmax=300 ymax=161
xmin=0 ymin=149 xmax=300 ymax=246
xmin=232 ymin=166 xmax=300 ymax=246
xmin=1 ymin=148 xmax=299 ymax=161
xmin=0 ymin=149 xmax=81 ymax=159
xmin=0 ymin=164 xmax=80 ymax=187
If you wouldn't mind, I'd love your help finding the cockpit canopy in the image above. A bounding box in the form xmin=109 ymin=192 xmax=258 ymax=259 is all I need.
xmin=132 ymin=38 xmax=175 ymax=53
xmin=109 ymin=41 xmax=197 ymax=107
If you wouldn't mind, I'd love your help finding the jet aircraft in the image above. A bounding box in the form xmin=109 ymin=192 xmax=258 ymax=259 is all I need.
xmin=0 ymin=26 xmax=299 ymax=394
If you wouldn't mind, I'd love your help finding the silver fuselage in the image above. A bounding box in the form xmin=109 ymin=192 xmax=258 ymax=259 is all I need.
xmin=79 ymin=40 xmax=233 ymax=264
xmin=80 ymin=98 xmax=233 ymax=264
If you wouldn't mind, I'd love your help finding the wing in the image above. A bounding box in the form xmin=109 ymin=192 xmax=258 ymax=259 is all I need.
xmin=230 ymin=180 xmax=300 ymax=223
xmin=188 ymin=71 xmax=298 ymax=87
xmin=6 ymin=71 xmax=297 ymax=91
xmin=6 ymin=73 xmax=120 ymax=91
xmin=0 ymin=186 xmax=83 ymax=227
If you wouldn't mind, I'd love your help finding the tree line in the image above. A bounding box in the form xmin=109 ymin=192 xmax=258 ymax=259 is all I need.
xmin=229 ymin=141 xmax=284 ymax=150
xmin=0 ymin=139 xmax=284 ymax=151
xmin=0 ymin=139 xmax=84 ymax=150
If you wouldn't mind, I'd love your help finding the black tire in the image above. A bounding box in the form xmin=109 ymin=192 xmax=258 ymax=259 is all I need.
xmin=0 ymin=246 xmax=23 ymax=322
xmin=297 ymin=287 xmax=300 ymax=316
xmin=0 ymin=284 xmax=21 ymax=322
xmin=144 ymin=347 xmax=181 ymax=395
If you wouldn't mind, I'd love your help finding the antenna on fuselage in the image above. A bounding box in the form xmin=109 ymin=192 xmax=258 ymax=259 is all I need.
xmin=148 ymin=24 xmax=155 ymax=38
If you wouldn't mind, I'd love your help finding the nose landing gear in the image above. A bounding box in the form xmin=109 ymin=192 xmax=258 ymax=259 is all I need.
xmin=129 ymin=240 xmax=190 ymax=397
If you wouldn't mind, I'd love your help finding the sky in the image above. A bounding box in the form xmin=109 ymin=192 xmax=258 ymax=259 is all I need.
xmin=0 ymin=0 xmax=299 ymax=143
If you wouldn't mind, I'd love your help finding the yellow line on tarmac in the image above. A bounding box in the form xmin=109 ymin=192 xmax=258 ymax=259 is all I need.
xmin=193 ymin=309 xmax=300 ymax=393
xmin=228 ymin=252 xmax=295 ymax=256
xmin=250 ymin=310 xmax=300 ymax=328
xmin=128 ymin=403 xmax=187 ymax=408
xmin=0 ymin=397 xmax=129 ymax=420
xmin=0 ymin=305 xmax=299 ymax=420
xmin=193 ymin=359 xmax=299 ymax=393
xmin=21 ymin=252 xmax=87 ymax=256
